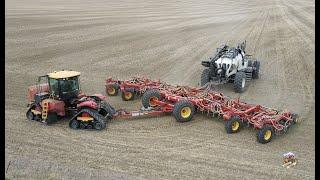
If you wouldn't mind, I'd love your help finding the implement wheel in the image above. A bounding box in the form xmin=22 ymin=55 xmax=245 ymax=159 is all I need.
xmin=257 ymin=125 xmax=274 ymax=144
xmin=225 ymin=116 xmax=243 ymax=133
xmin=141 ymin=89 xmax=161 ymax=108
xmin=106 ymin=84 xmax=119 ymax=96
xmin=173 ymin=100 xmax=195 ymax=122
xmin=121 ymin=89 xmax=135 ymax=101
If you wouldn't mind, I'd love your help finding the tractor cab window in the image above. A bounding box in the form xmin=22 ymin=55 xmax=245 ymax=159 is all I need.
xmin=59 ymin=76 xmax=80 ymax=94
xmin=49 ymin=78 xmax=59 ymax=96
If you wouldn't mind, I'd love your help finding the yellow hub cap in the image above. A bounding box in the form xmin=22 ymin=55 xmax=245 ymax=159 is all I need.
xmin=107 ymin=87 xmax=116 ymax=95
xmin=264 ymin=130 xmax=272 ymax=140
xmin=149 ymin=97 xmax=158 ymax=107
xmin=180 ymin=107 xmax=191 ymax=118
xmin=231 ymin=121 xmax=240 ymax=131
xmin=124 ymin=92 xmax=133 ymax=99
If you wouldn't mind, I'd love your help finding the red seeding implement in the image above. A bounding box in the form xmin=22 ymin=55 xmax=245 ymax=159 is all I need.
xmin=105 ymin=77 xmax=298 ymax=144
xmin=105 ymin=77 xmax=162 ymax=101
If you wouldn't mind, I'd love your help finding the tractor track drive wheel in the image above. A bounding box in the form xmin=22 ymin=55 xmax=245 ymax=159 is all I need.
xmin=141 ymin=89 xmax=161 ymax=108
xmin=201 ymin=69 xmax=211 ymax=86
xmin=225 ymin=116 xmax=243 ymax=133
xmin=234 ymin=71 xmax=247 ymax=93
xmin=121 ymin=89 xmax=135 ymax=101
xmin=173 ymin=100 xmax=195 ymax=123
xmin=106 ymin=84 xmax=119 ymax=96
xmin=257 ymin=125 xmax=274 ymax=144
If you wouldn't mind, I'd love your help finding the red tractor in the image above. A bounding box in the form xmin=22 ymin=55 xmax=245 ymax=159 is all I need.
xmin=26 ymin=70 xmax=115 ymax=130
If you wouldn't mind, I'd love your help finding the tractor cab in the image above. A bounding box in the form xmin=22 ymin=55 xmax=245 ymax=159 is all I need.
xmin=47 ymin=70 xmax=81 ymax=101
xmin=30 ymin=70 xmax=81 ymax=105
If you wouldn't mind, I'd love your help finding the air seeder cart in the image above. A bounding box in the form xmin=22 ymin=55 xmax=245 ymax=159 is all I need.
xmin=200 ymin=41 xmax=260 ymax=92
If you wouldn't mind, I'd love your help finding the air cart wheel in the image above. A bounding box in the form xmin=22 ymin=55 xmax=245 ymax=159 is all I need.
xmin=225 ymin=116 xmax=243 ymax=133
xmin=173 ymin=100 xmax=195 ymax=123
xmin=106 ymin=84 xmax=119 ymax=96
xmin=200 ymin=69 xmax=211 ymax=86
xmin=257 ymin=125 xmax=274 ymax=144
xmin=234 ymin=71 xmax=247 ymax=93
xmin=252 ymin=60 xmax=260 ymax=79
xmin=121 ymin=89 xmax=135 ymax=101
xmin=70 ymin=119 xmax=80 ymax=129
xmin=141 ymin=89 xmax=161 ymax=108
xmin=248 ymin=60 xmax=252 ymax=67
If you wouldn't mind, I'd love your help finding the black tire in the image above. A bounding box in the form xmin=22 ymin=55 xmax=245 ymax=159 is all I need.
xmin=93 ymin=121 xmax=104 ymax=130
xmin=292 ymin=113 xmax=298 ymax=124
xmin=106 ymin=84 xmax=119 ymax=96
xmin=70 ymin=119 xmax=80 ymax=129
xmin=247 ymin=60 xmax=252 ymax=67
xmin=121 ymin=89 xmax=135 ymax=101
xmin=141 ymin=89 xmax=161 ymax=108
xmin=172 ymin=100 xmax=195 ymax=122
xmin=200 ymin=69 xmax=211 ymax=86
xmin=252 ymin=61 xmax=260 ymax=79
xmin=225 ymin=116 xmax=243 ymax=133
xmin=257 ymin=125 xmax=274 ymax=144
xmin=234 ymin=71 xmax=247 ymax=93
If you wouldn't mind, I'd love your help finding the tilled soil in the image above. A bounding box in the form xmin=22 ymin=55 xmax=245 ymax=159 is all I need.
xmin=5 ymin=0 xmax=314 ymax=179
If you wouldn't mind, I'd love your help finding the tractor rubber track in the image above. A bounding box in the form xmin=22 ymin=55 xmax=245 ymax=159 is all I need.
xmin=69 ymin=108 xmax=107 ymax=130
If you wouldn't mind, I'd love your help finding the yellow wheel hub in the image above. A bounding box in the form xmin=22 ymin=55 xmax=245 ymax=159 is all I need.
xmin=264 ymin=130 xmax=272 ymax=140
xmin=107 ymin=87 xmax=116 ymax=95
xmin=149 ymin=97 xmax=158 ymax=107
xmin=124 ymin=92 xmax=133 ymax=99
xmin=231 ymin=121 xmax=240 ymax=131
xmin=180 ymin=107 xmax=191 ymax=118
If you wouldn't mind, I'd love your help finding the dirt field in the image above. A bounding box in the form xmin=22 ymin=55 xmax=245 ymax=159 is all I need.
xmin=5 ymin=0 xmax=315 ymax=179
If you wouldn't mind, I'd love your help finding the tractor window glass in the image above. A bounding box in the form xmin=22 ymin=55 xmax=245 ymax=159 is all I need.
xmin=69 ymin=76 xmax=79 ymax=91
xmin=49 ymin=78 xmax=59 ymax=96
xmin=60 ymin=76 xmax=79 ymax=94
